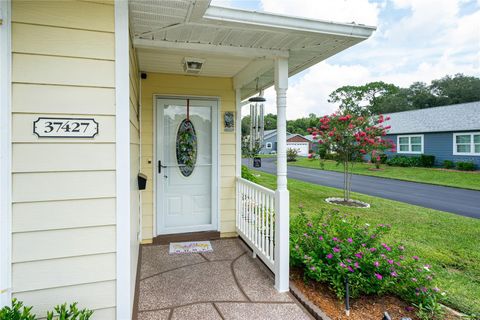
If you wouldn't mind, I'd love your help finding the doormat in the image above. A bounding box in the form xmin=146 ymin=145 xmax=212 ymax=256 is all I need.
xmin=169 ymin=241 xmax=213 ymax=254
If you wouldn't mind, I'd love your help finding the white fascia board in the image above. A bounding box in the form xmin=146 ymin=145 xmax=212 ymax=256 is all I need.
xmin=205 ymin=6 xmax=376 ymax=39
xmin=133 ymin=37 xmax=289 ymax=59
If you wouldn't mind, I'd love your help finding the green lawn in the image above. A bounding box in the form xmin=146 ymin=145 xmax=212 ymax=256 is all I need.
xmin=253 ymin=170 xmax=480 ymax=315
xmin=289 ymin=158 xmax=480 ymax=191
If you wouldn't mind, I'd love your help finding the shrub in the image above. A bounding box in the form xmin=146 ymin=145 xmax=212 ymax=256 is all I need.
xmin=0 ymin=299 xmax=36 ymax=320
xmin=419 ymin=155 xmax=435 ymax=168
xmin=443 ymin=160 xmax=455 ymax=169
xmin=241 ymin=165 xmax=257 ymax=183
xmin=287 ymin=148 xmax=299 ymax=162
xmin=46 ymin=303 xmax=93 ymax=320
xmin=386 ymin=155 xmax=421 ymax=167
xmin=291 ymin=209 xmax=444 ymax=318
xmin=456 ymin=161 xmax=476 ymax=171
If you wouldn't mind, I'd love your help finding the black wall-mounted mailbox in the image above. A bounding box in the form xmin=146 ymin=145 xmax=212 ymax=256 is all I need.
xmin=138 ymin=173 xmax=147 ymax=190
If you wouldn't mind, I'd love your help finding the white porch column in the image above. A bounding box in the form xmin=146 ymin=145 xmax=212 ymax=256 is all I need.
xmin=274 ymin=57 xmax=290 ymax=292
xmin=235 ymin=88 xmax=242 ymax=178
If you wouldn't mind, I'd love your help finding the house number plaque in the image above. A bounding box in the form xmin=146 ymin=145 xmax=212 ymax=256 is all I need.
xmin=33 ymin=117 xmax=99 ymax=138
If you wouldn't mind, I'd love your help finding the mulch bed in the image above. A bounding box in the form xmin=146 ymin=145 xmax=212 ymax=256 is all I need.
xmin=291 ymin=270 xmax=460 ymax=320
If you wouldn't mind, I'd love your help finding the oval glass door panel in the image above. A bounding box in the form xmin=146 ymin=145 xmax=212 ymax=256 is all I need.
xmin=176 ymin=119 xmax=197 ymax=177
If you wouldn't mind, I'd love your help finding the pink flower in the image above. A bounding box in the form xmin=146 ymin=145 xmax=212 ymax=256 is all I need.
xmin=339 ymin=262 xmax=346 ymax=268
xmin=374 ymin=261 xmax=379 ymax=267
xmin=387 ymin=259 xmax=394 ymax=265
xmin=375 ymin=273 xmax=383 ymax=280
xmin=370 ymin=247 xmax=377 ymax=252
xmin=333 ymin=247 xmax=341 ymax=253
xmin=347 ymin=266 xmax=354 ymax=272
xmin=307 ymin=153 xmax=313 ymax=159
xmin=326 ymin=253 xmax=333 ymax=259
xmin=390 ymin=271 xmax=398 ymax=277
xmin=347 ymin=238 xmax=353 ymax=243
xmin=354 ymin=262 xmax=359 ymax=269
xmin=318 ymin=236 xmax=324 ymax=241
xmin=412 ymin=278 xmax=417 ymax=282
xmin=413 ymin=256 xmax=419 ymax=261
xmin=310 ymin=266 xmax=316 ymax=271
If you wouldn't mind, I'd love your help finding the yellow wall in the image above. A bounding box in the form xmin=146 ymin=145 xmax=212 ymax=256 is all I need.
xmin=140 ymin=73 xmax=237 ymax=240
xmin=11 ymin=1 xmax=116 ymax=318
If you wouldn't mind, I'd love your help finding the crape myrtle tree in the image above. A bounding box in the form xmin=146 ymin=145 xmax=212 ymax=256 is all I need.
xmin=308 ymin=113 xmax=395 ymax=202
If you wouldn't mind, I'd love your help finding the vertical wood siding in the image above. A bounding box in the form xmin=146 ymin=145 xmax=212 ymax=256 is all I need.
xmin=140 ymin=73 xmax=237 ymax=240
xmin=10 ymin=1 xmax=116 ymax=318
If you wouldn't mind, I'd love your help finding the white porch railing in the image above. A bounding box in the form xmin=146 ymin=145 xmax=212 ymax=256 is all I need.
xmin=236 ymin=177 xmax=275 ymax=271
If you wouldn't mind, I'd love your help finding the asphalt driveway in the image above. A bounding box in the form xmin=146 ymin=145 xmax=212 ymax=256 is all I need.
xmin=244 ymin=158 xmax=480 ymax=219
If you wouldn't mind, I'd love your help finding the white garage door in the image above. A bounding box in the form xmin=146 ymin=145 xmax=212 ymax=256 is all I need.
xmin=287 ymin=142 xmax=309 ymax=156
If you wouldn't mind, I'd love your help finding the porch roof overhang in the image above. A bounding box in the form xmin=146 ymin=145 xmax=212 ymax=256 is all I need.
xmin=130 ymin=0 xmax=376 ymax=100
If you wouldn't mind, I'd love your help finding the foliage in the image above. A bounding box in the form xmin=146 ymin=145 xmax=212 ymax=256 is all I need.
xmin=176 ymin=120 xmax=197 ymax=175
xmin=308 ymin=113 xmax=395 ymax=200
xmin=456 ymin=161 xmax=476 ymax=171
xmin=291 ymin=209 xmax=445 ymax=318
xmin=329 ymin=81 xmax=399 ymax=116
xmin=329 ymin=74 xmax=480 ymax=115
xmin=241 ymin=165 xmax=258 ymax=183
xmin=442 ymin=160 xmax=455 ymax=169
xmin=254 ymin=170 xmax=480 ymax=314
xmin=287 ymin=148 xmax=299 ymax=162
xmin=0 ymin=299 xmax=36 ymax=320
xmin=419 ymin=155 xmax=436 ymax=168
xmin=46 ymin=303 xmax=93 ymax=320
xmin=386 ymin=156 xmax=421 ymax=167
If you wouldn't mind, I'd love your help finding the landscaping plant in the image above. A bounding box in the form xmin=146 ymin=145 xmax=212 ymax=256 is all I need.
xmin=46 ymin=303 xmax=93 ymax=320
xmin=456 ymin=161 xmax=476 ymax=171
xmin=0 ymin=299 xmax=36 ymax=320
xmin=307 ymin=113 xmax=395 ymax=202
xmin=287 ymin=147 xmax=299 ymax=162
xmin=291 ymin=209 xmax=445 ymax=319
xmin=241 ymin=165 xmax=258 ymax=183
xmin=442 ymin=160 xmax=455 ymax=169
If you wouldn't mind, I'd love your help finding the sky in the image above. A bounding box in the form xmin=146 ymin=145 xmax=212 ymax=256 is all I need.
xmin=210 ymin=0 xmax=480 ymax=119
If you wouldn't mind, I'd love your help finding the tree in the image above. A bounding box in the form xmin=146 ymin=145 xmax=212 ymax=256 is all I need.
xmin=430 ymin=74 xmax=480 ymax=106
xmin=309 ymin=113 xmax=395 ymax=202
xmin=328 ymin=82 xmax=399 ymax=116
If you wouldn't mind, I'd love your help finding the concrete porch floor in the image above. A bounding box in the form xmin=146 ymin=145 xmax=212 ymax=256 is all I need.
xmin=134 ymin=238 xmax=312 ymax=320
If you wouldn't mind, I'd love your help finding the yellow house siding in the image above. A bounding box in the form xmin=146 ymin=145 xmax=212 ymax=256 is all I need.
xmin=10 ymin=1 xmax=116 ymax=318
xmin=140 ymin=73 xmax=237 ymax=240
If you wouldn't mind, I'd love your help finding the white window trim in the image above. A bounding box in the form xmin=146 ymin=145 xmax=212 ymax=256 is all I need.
xmin=0 ymin=0 xmax=12 ymax=307
xmin=396 ymin=134 xmax=424 ymax=154
xmin=453 ymin=132 xmax=480 ymax=156
xmin=266 ymin=142 xmax=273 ymax=149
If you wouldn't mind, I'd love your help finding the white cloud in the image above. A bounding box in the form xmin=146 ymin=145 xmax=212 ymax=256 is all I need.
xmin=256 ymin=0 xmax=480 ymax=119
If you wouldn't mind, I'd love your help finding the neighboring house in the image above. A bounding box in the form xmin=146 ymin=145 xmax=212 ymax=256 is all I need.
xmin=384 ymin=101 xmax=480 ymax=167
xmin=305 ymin=134 xmax=319 ymax=152
xmin=261 ymin=130 xmax=312 ymax=156
xmin=0 ymin=1 xmax=375 ymax=318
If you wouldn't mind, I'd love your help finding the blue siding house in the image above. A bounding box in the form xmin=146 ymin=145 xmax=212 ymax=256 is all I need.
xmin=384 ymin=101 xmax=480 ymax=168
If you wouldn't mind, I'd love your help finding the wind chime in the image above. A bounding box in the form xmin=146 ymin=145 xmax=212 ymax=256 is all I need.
xmin=249 ymin=84 xmax=265 ymax=168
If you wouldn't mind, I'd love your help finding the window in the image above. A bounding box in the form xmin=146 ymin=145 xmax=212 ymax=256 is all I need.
xmin=397 ymin=135 xmax=423 ymax=154
xmin=265 ymin=142 xmax=272 ymax=149
xmin=453 ymin=133 xmax=480 ymax=155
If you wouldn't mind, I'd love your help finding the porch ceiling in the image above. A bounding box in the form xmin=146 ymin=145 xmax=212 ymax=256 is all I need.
xmin=129 ymin=0 xmax=376 ymax=100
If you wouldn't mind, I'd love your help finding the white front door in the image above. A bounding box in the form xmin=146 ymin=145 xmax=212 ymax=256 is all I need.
xmin=156 ymin=97 xmax=218 ymax=235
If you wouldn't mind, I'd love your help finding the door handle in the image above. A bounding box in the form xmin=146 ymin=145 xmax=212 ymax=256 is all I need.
xmin=158 ymin=160 xmax=167 ymax=174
